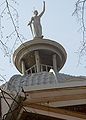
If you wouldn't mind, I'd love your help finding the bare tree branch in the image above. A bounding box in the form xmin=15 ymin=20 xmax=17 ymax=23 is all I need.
xmin=0 ymin=87 xmax=28 ymax=120
xmin=0 ymin=0 xmax=26 ymax=58
xmin=0 ymin=0 xmax=26 ymax=84
xmin=73 ymin=0 xmax=86 ymax=64
xmin=0 ymin=74 xmax=6 ymax=82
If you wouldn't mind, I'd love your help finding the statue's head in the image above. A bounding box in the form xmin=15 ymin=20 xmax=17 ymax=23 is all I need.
xmin=34 ymin=10 xmax=38 ymax=16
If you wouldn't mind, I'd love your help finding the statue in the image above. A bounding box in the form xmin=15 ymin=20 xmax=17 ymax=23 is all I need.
xmin=28 ymin=1 xmax=45 ymax=38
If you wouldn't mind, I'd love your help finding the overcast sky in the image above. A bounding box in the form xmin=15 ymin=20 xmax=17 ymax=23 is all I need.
xmin=0 ymin=0 xmax=86 ymax=84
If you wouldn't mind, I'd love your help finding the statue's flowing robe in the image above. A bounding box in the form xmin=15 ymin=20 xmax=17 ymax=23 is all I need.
xmin=32 ymin=16 xmax=42 ymax=37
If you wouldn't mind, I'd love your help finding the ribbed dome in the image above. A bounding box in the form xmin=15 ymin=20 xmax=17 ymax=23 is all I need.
xmin=2 ymin=72 xmax=86 ymax=93
xmin=5 ymin=72 xmax=56 ymax=92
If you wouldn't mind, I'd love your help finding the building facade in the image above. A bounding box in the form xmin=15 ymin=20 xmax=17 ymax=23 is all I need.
xmin=1 ymin=38 xmax=86 ymax=120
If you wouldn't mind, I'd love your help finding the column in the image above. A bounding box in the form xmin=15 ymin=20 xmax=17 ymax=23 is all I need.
xmin=53 ymin=54 xmax=58 ymax=73
xmin=35 ymin=51 xmax=40 ymax=72
xmin=21 ymin=60 xmax=26 ymax=75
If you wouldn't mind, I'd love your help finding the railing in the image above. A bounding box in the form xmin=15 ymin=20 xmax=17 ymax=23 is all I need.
xmin=25 ymin=64 xmax=53 ymax=74
xmin=25 ymin=64 xmax=37 ymax=74
xmin=40 ymin=64 xmax=53 ymax=72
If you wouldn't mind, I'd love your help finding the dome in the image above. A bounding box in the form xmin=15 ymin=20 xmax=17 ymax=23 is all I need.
xmin=2 ymin=71 xmax=86 ymax=93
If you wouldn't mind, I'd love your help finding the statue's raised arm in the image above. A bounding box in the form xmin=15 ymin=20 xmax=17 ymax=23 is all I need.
xmin=39 ymin=1 xmax=45 ymax=17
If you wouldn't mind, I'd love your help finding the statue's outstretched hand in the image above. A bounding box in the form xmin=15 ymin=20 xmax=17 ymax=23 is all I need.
xmin=43 ymin=1 xmax=45 ymax=4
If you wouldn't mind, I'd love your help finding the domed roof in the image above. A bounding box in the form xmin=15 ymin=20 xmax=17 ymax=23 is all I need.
xmin=1 ymin=71 xmax=86 ymax=93
xmin=4 ymin=72 xmax=56 ymax=92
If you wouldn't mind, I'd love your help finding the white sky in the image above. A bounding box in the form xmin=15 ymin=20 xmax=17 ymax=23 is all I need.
xmin=0 ymin=0 xmax=86 ymax=84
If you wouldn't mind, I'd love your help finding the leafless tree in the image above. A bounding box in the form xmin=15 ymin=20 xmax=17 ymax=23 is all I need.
xmin=0 ymin=2 xmax=28 ymax=118
xmin=0 ymin=87 xmax=27 ymax=120
xmin=0 ymin=0 xmax=26 ymax=82
xmin=0 ymin=0 xmax=25 ymax=58
xmin=73 ymin=0 xmax=86 ymax=65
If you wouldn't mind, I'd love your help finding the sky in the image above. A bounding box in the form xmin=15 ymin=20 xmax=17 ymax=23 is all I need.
xmin=0 ymin=0 xmax=86 ymax=84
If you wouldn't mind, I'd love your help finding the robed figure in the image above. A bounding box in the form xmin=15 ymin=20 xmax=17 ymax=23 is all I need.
xmin=28 ymin=1 xmax=45 ymax=38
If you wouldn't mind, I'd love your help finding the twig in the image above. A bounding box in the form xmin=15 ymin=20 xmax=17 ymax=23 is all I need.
xmin=73 ymin=0 xmax=86 ymax=64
